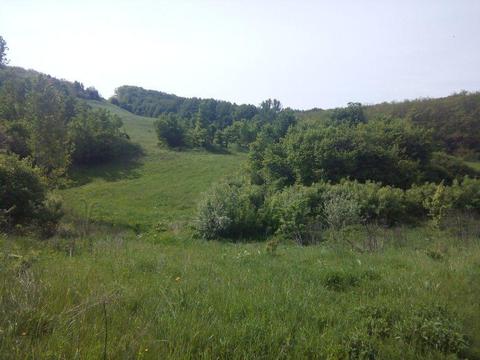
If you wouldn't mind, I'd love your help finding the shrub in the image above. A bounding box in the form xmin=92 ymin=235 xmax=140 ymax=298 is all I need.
xmin=265 ymin=184 xmax=324 ymax=244
xmin=153 ymin=113 xmax=187 ymax=148
xmin=195 ymin=179 xmax=265 ymax=239
xmin=0 ymin=154 xmax=45 ymax=225
xmin=450 ymin=176 xmax=480 ymax=211
xmin=35 ymin=194 xmax=64 ymax=238
xmin=323 ymin=188 xmax=362 ymax=230
xmin=0 ymin=154 xmax=62 ymax=235
xmin=423 ymin=182 xmax=453 ymax=228
xmin=196 ymin=176 xmax=480 ymax=241
xmin=323 ymin=180 xmax=408 ymax=225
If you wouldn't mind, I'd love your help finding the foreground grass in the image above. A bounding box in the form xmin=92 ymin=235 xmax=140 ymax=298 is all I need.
xmin=1 ymin=228 xmax=479 ymax=359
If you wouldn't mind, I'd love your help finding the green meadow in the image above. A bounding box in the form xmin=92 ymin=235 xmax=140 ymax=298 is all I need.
xmin=2 ymin=102 xmax=480 ymax=359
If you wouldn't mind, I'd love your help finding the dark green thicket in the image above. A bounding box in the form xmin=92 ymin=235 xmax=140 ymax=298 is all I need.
xmin=364 ymin=91 xmax=480 ymax=157
xmin=250 ymin=117 xmax=475 ymax=189
xmin=0 ymin=154 xmax=62 ymax=235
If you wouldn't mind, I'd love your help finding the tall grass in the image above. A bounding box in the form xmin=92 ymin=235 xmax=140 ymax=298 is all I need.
xmin=1 ymin=228 xmax=479 ymax=359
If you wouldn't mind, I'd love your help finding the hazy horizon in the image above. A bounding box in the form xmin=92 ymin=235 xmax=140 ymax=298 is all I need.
xmin=1 ymin=0 xmax=480 ymax=109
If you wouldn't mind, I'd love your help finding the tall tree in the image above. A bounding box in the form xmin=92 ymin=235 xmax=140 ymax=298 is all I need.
xmin=0 ymin=36 xmax=8 ymax=67
xmin=26 ymin=76 xmax=72 ymax=175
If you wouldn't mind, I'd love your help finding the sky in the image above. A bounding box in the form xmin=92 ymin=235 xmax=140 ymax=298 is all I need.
xmin=1 ymin=0 xmax=479 ymax=109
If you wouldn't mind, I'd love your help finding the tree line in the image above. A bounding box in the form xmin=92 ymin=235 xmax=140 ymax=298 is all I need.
xmin=112 ymin=86 xmax=294 ymax=151
xmin=153 ymin=98 xmax=296 ymax=150
xmin=301 ymin=93 xmax=480 ymax=159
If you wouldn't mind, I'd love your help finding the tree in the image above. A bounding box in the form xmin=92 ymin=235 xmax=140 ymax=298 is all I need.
xmin=26 ymin=76 xmax=72 ymax=175
xmin=154 ymin=113 xmax=187 ymax=148
xmin=330 ymin=102 xmax=366 ymax=125
xmin=0 ymin=36 xmax=8 ymax=67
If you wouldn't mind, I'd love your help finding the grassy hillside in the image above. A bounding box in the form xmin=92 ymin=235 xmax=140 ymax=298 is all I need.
xmin=60 ymin=100 xmax=246 ymax=229
xmin=2 ymin=101 xmax=480 ymax=359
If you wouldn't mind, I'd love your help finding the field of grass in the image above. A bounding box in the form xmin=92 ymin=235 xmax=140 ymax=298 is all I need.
xmin=1 ymin=101 xmax=480 ymax=359
xmin=2 ymin=228 xmax=480 ymax=359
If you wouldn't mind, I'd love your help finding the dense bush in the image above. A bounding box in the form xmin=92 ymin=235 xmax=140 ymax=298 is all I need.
xmin=153 ymin=113 xmax=187 ymax=148
xmin=137 ymin=90 xmax=296 ymax=151
xmin=265 ymin=185 xmax=322 ymax=244
xmin=330 ymin=102 xmax=366 ymax=125
xmin=195 ymin=177 xmax=480 ymax=241
xmin=195 ymin=179 xmax=265 ymax=239
xmin=250 ymin=117 xmax=477 ymax=189
xmin=0 ymin=154 xmax=62 ymax=234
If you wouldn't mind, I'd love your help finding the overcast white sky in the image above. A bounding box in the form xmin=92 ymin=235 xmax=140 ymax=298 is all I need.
xmin=1 ymin=0 xmax=479 ymax=109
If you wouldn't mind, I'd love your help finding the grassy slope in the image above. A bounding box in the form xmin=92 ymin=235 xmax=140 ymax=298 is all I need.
xmin=60 ymin=100 xmax=246 ymax=229
xmin=1 ymin=101 xmax=480 ymax=359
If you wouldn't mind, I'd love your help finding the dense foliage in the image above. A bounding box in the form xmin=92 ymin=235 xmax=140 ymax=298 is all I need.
xmin=148 ymin=94 xmax=296 ymax=150
xmin=198 ymin=102 xmax=479 ymax=241
xmin=0 ymin=154 xmax=62 ymax=235
xmin=197 ymin=176 xmax=480 ymax=242
xmin=0 ymin=66 xmax=140 ymax=175
xmin=340 ymin=92 xmax=480 ymax=158
xmin=302 ymin=93 xmax=480 ymax=158
xmin=153 ymin=113 xmax=187 ymax=148
xmin=111 ymin=85 xmax=257 ymax=121
xmin=250 ymin=117 xmax=475 ymax=189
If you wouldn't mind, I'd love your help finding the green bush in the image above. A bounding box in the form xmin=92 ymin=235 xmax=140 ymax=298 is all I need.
xmin=450 ymin=176 xmax=480 ymax=211
xmin=196 ymin=176 xmax=480 ymax=241
xmin=254 ymin=117 xmax=434 ymax=188
xmin=0 ymin=154 xmax=62 ymax=235
xmin=400 ymin=305 xmax=467 ymax=355
xmin=323 ymin=189 xmax=362 ymax=230
xmin=195 ymin=179 xmax=265 ymax=239
xmin=153 ymin=113 xmax=187 ymax=148
xmin=265 ymin=184 xmax=323 ymax=244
